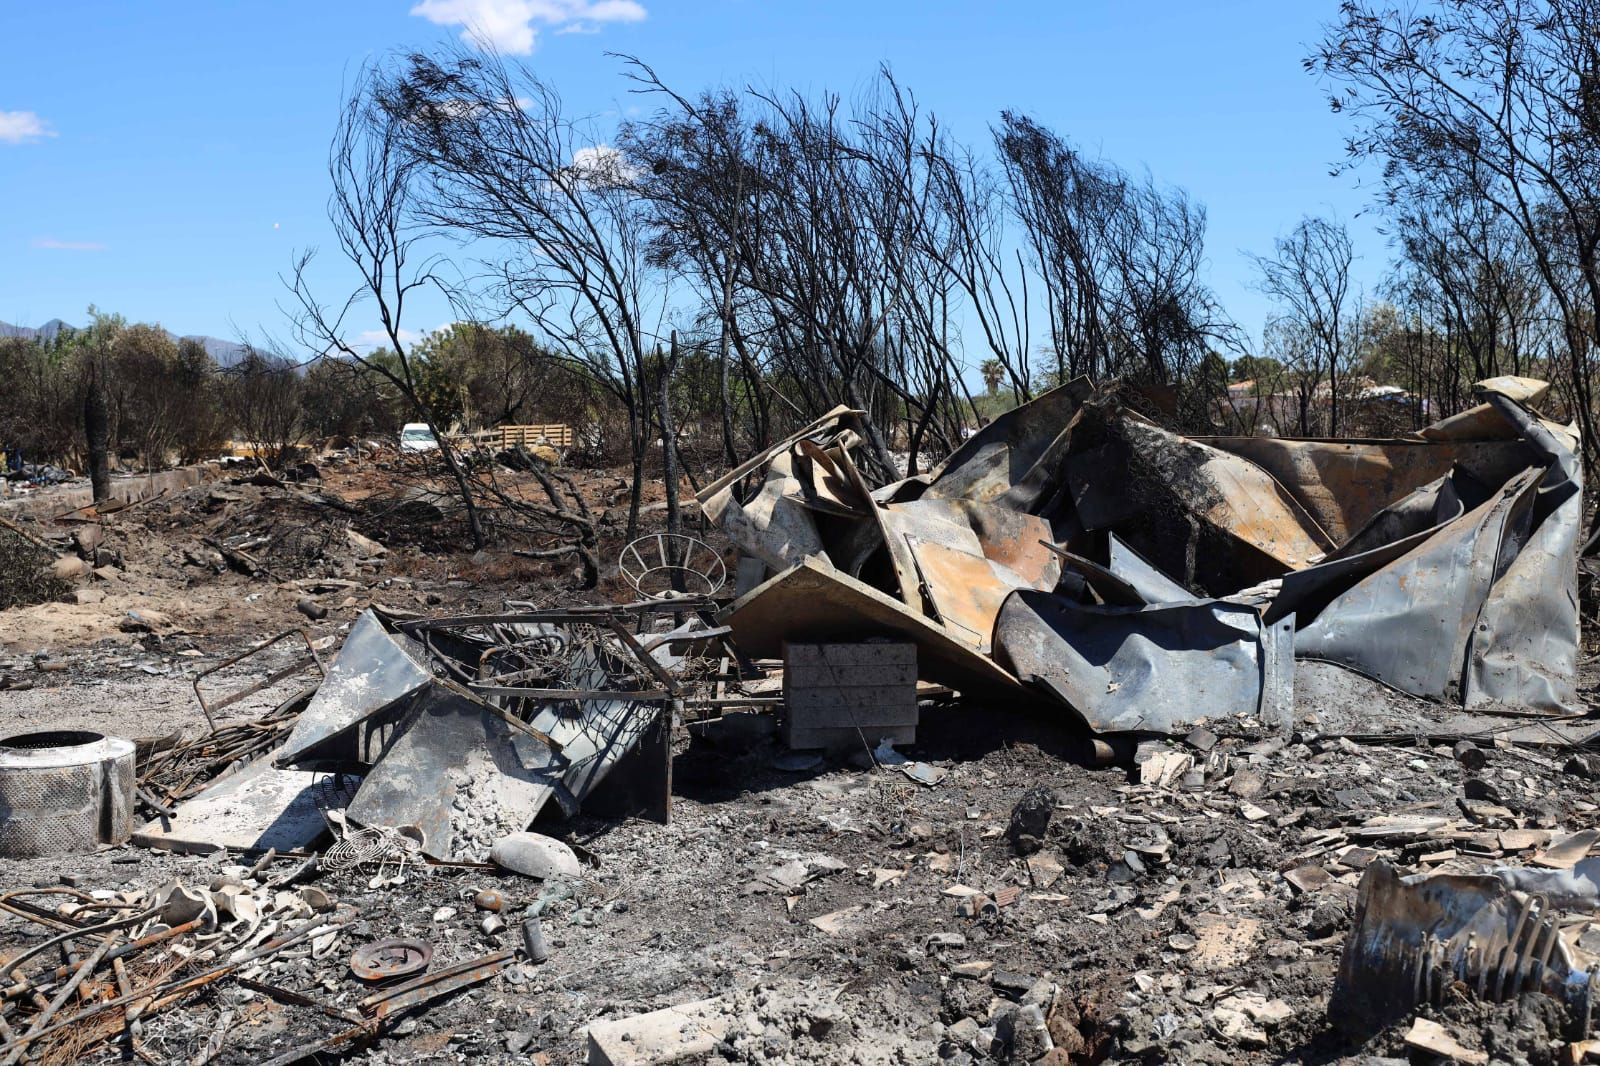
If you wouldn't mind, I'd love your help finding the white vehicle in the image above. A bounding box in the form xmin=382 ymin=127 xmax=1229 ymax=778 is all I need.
xmin=399 ymin=423 xmax=440 ymax=453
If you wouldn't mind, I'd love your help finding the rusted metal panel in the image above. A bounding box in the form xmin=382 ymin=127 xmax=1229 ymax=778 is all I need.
xmin=1196 ymin=435 xmax=1531 ymax=545
xmin=993 ymin=588 xmax=1295 ymax=734
xmin=1115 ymin=419 xmax=1334 ymax=569
xmin=904 ymin=536 xmax=1031 ymax=652
xmin=954 ymin=501 xmax=1061 ymax=587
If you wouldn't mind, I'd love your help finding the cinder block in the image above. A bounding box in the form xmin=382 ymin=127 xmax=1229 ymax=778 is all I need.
xmin=783 ymin=642 xmax=917 ymax=750
xmin=784 ymin=642 xmax=916 ymax=667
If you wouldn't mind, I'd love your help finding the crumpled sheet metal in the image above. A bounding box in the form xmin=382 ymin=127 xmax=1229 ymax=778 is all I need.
xmin=706 ymin=448 xmax=828 ymax=573
xmin=1463 ymin=394 xmax=1582 ymax=711
xmin=1106 ymin=533 xmax=1192 ymax=605
xmin=1199 ymin=435 xmax=1532 ymax=546
xmin=527 ymin=644 xmax=664 ymax=804
xmin=992 ymin=588 xmax=1295 ymax=734
xmin=276 ymin=610 xmax=433 ymax=767
xmin=705 ymin=378 xmax=1582 ymax=734
xmin=918 ymin=377 xmax=1092 ymax=509
xmin=877 ymin=497 xmax=1061 ymax=651
xmin=1109 ymin=418 xmax=1335 ymax=571
xmin=1296 ymin=467 xmax=1543 ymax=701
xmin=1330 ymin=860 xmax=1600 ymax=1038
xmin=697 ymin=406 xmax=866 ymax=573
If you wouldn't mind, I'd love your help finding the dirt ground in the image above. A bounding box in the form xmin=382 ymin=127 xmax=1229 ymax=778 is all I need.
xmin=1 ymin=454 xmax=1598 ymax=1065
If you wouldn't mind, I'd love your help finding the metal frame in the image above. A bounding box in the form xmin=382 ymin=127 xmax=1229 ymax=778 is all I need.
xmin=191 ymin=629 xmax=324 ymax=731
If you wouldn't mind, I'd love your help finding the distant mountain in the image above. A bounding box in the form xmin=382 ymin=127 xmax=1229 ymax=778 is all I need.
xmin=0 ymin=318 xmax=70 ymax=342
xmin=0 ymin=319 xmax=251 ymax=367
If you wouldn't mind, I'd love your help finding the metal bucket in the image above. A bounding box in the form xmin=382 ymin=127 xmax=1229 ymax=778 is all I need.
xmin=0 ymin=731 xmax=136 ymax=857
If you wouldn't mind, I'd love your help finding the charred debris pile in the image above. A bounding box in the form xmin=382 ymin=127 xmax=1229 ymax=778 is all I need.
xmin=1 ymin=374 xmax=1598 ymax=1063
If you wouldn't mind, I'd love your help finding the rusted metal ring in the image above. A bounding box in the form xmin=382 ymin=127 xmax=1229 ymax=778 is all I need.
xmin=349 ymin=938 xmax=432 ymax=982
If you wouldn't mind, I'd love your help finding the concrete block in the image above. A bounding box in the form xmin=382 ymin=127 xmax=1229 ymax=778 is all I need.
xmin=783 ymin=642 xmax=917 ymax=750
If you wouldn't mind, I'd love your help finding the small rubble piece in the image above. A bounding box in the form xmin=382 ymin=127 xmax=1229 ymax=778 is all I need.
xmin=295 ymin=596 xmax=328 ymax=620
xmin=1403 ymin=1018 xmax=1489 ymax=1064
xmin=1006 ymin=785 xmax=1058 ymax=855
xmin=347 ymin=527 xmax=387 ymax=557
xmin=585 ymin=996 xmax=731 ymax=1065
xmin=782 ymin=641 xmax=918 ymax=750
xmin=1136 ymin=745 xmax=1193 ymax=788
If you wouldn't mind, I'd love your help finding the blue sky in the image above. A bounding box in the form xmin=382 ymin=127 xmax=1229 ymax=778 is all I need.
xmin=0 ymin=0 xmax=1386 ymax=354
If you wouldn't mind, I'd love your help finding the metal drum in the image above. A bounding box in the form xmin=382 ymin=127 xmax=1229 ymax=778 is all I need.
xmin=0 ymin=731 xmax=136 ymax=857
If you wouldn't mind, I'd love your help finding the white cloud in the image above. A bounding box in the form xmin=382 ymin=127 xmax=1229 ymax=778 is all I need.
xmin=565 ymin=144 xmax=639 ymax=188
xmin=410 ymin=0 xmax=645 ymax=55
xmin=31 ymin=237 xmax=104 ymax=251
xmin=0 ymin=111 xmax=54 ymax=144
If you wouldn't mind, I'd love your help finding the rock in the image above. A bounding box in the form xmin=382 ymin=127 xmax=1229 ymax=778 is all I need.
xmin=294 ymin=597 xmax=328 ymax=621
xmin=1006 ymin=786 xmax=1057 ymax=855
xmin=947 ymin=1017 xmax=981 ymax=1046
xmin=992 ymin=971 xmax=1034 ymax=999
xmin=69 ymin=588 xmax=105 ymax=605
xmin=119 ymin=608 xmax=171 ymax=632
xmin=52 ymin=555 xmax=90 ymax=580
xmin=346 ymin=528 xmax=387 ymax=557
xmin=1306 ymin=898 xmax=1351 ymax=939
xmin=92 ymin=565 xmax=122 ymax=581
xmin=73 ymin=526 xmax=103 ymax=555
xmin=490 ymin=831 xmax=582 ymax=879
xmin=994 ymin=1003 xmax=1051 ymax=1061
xmin=1564 ymin=753 xmax=1600 ymax=780
xmin=1453 ymin=740 xmax=1488 ymax=770
xmin=586 ymin=997 xmax=729 ymax=1066
xmin=1211 ymin=1006 xmax=1267 ymax=1047
xmin=1047 ymin=1014 xmax=1084 ymax=1056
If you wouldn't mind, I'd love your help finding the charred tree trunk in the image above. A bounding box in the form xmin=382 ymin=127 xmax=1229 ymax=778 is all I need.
xmin=84 ymin=364 xmax=111 ymax=503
